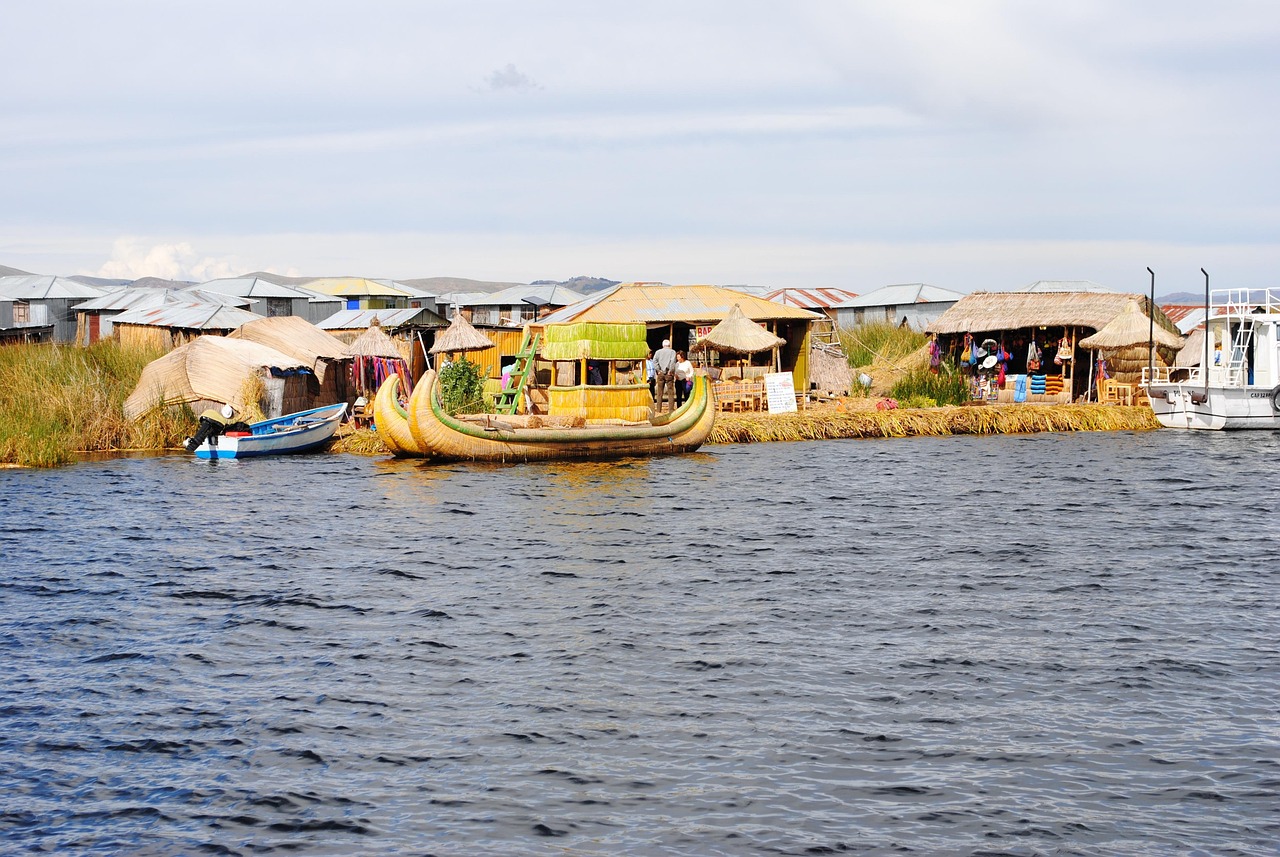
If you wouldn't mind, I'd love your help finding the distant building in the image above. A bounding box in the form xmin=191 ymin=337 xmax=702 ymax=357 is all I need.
xmin=763 ymin=287 xmax=860 ymax=321
xmin=190 ymin=277 xmax=344 ymax=325
xmin=111 ymin=303 xmax=266 ymax=351
xmin=833 ymin=283 xmax=965 ymax=330
xmin=452 ymin=283 xmax=589 ymax=326
xmin=0 ymin=275 xmax=107 ymax=343
xmin=75 ymin=287 xmax=251 ymax=345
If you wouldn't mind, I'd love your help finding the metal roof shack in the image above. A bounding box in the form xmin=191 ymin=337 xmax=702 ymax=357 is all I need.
xmin=191 ymin=277 xmax=344 ymax=326
xmin=112 ymin=303 xmax=265 ymax=352
xmin=452 ymin=283 xmax=589 ymax=327
xmin=833 ymin=283 xmax=965 ymax=331
xmin=0 ymin=275 xmax=108 ymax=343
xmin=74 ymin=287 xmax=252 ymax=345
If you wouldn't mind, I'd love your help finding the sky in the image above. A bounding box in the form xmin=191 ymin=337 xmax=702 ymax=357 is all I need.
xmin=3 ymin=1 xmax=1278 ymax=294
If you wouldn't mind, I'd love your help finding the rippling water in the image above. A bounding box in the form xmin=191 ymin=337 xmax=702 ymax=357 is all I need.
xmin=2 ymin=431 xmax=1278 ymax=856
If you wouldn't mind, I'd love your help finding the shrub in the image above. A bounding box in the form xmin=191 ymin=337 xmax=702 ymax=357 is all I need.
xmin=438 ymin=358 xmax=488 ymax=415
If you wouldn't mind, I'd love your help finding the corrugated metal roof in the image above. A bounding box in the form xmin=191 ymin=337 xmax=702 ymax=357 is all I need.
xmin=764 ymin=287 xmax=860 ymax=309
xmin=456 ymin=283 xmax=589 ymax=307
xmin=0 ymin=275 xmax=108 ymax=300
xmin=835 ymin=283 xmax=965 ymax=309
xmin=192 ymin=277 xmax=317 ymax=300
xmin=1161 ymin=305 xmax=1208 ymax=333
xmin=112 ymin=303 xmax=265 ymax=330
xmin=317 ymin=307 xmax=447 ymax=330
xmin=304 ymin=277 xmax=415 ymax=298
xmin=535 ymin=283 xmax=822 ymax=325
xmin=76 ymin=287 xmax=251 ymax=312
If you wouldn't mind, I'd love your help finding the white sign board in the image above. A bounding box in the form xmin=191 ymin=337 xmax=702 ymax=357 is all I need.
xmin=764 ymin=372 xmax=797 ymax=414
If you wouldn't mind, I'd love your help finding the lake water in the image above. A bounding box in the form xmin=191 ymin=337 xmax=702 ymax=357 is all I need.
xmin=2 ymin=431 xmax=1278 ymax=856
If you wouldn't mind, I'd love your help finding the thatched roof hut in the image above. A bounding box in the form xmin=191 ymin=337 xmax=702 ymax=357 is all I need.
xmin=124 ymin=335 xmax=311 ymax=420
xmin=430 ymin=312 xmax=495 ymax=355
xmin=1079 ymin=299 xmax=1185 ymax=350
xmin=929 ymin=291 xmax=1179 ymax=337
xmin=695 ymin=304 xmax=786 ymax=354
xmin=227 ymin=315 xmax=351 ymax=382
xmin=345 ymin=316 xmax=405 ymax=359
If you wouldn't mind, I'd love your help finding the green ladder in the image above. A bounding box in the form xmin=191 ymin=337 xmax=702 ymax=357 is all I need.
xmin=494 ymin=330 xmax=541 ymax=415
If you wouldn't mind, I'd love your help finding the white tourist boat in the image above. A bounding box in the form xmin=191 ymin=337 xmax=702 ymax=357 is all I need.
xmin=1144 ymin=287 xmax=1280 ymax=430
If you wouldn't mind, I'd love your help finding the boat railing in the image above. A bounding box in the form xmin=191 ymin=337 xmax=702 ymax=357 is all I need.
xmin=1209 ymin=287 xmax=1280 ymax=319
xmin=1142 ymin=365 xmax=1204 ymax=386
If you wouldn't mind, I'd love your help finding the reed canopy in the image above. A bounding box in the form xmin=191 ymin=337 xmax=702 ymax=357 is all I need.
xmin=429 ymin=313 xmax=495 ymax=354
xmin=345 ymin=317 xmax=403 ymax=358
xmin=346 ymin=317 xmax=411 ymax=396
xmin=539 ymin=322 xmax=649 ymax=361
xmin=1079 ymin=300 xmax=1186 ymax=350
xmin=694 ymin=303 xmax=786 ymax=354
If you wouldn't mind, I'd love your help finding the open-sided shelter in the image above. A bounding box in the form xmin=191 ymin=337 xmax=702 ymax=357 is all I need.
xmin=346 ymin=317 xmax=414 ymax=396
xmin=929 ymin=291 xmax=1182 ymax=398
xmin=531 ymin=283 xmax=821 ymax=392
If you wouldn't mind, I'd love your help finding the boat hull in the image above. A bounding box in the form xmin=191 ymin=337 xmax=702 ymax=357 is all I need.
xmin=401 ymin=370 xmax=716 ymax=462
xmin=1147 ymin=382 xmax=1280 ymax=431
xmin=194 ymin=403 xmax=347 ymax=459
xmin=373 ymin=374 xmax=424 ymax=457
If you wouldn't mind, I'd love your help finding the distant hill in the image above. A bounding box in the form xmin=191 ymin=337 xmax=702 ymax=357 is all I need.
xmin=398 ymin=276 xmax=526 ymax=294
xmin=1157 ymin=292 xmax=1205 ymax=305
xmin=530 ymin=276 xmax=620 ymax=295
xmin=70 ymin=275 xmax=133 ymax=288
xmin=131 ymin=276 xmax=196 ymax=289
xmin=1 ymin=264 xmax=34 ymax=276
xmin=238 ymin=271 xmax=326 ymax=286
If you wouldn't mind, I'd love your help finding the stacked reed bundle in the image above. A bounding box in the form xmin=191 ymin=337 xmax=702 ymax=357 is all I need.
xmin=547 ymin=384 xmax=651 ymax=422
xmin=708 ymin=404 xmax=1159 ymax=444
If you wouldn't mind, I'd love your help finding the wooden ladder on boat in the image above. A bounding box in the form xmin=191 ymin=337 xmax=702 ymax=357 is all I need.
xmin=494 ymin=330 xmax=541 ymax=415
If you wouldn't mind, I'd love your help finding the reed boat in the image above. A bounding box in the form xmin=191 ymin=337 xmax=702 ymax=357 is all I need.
xmin=1144 ymin=286 xmax=1280 ymax=430
xmin=372 ymin=373 xmax=423 ymax=456
xmin=191 ymin=402 xmax=347 ymax=460
xmin=401 ymin=369 xmax=716 ymax=462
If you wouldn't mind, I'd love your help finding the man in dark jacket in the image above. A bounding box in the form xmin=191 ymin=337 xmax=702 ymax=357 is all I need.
xmin=653 ymin=339 xmax=677 ymax=412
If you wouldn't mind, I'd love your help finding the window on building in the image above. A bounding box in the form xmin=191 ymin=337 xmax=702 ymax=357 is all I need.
xmin=13 ymin=302 xmax=29 ymax=324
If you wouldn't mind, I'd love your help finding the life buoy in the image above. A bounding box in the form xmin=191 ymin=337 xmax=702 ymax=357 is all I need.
xmin=1271 ymin=386 xmax=1280 ymax=411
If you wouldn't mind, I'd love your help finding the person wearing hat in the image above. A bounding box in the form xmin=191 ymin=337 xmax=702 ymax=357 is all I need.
xmin=185 ymin=403 xmax=251 ymax=453
xmin=652 ymin=339 xmax=678 ymax=413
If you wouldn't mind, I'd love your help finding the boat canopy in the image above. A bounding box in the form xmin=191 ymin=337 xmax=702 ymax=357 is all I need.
xmin=539 ymin=322 xmax=649 ymax=361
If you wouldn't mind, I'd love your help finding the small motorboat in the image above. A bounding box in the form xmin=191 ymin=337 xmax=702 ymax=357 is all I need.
xmin=191 ymin=403 xmax=347 ymax=460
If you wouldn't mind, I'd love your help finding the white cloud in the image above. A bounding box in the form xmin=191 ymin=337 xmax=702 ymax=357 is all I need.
xmin=95 ymin=238 xmax=243 ymax=282
xmin=484 ymin=63 xmax=539 ymax=92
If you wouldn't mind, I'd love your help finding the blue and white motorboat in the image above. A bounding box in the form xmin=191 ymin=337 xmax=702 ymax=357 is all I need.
xmin=192 ymin=403 xmax=347 ymax=459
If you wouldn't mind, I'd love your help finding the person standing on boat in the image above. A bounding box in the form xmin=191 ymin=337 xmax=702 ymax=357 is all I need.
xmin=645 ymin=350 xmax=656 ymax=400
xmin=654 ymin=339 xmax=678 ymax=412
xmin=674 ymin=350 xmax=693 ymax=408
xmin=185 ymin=404 xmax=250 ymax=453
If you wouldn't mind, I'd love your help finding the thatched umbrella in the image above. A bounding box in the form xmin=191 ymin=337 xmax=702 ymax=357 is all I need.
xmin=346 ymin=317 xmax=410 ymax=396
xmin=1079 ymin=299 xmax=1184 ymax=350
xmin=694 ymin=303 xmax=786 ymax=377
xmin=1079 ymin=299 xmax=1184 ymax=395
xmin=429 ymin=312 xmax=495 ymax=367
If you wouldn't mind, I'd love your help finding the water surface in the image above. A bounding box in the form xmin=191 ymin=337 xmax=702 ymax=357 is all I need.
xmin=2 ymin=431 xmax=1278 ymax=855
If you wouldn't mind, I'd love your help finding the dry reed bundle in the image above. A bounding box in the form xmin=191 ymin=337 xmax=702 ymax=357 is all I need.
xmin=331 ymin=425 xmax=392 ymax=456
xmin=548 ymin=385 xmax=651 ymax=422
xmin=708 ymin=404 xmax=1159 ymax=445
xmin=540 ymin=322 xmax=649 ymax=360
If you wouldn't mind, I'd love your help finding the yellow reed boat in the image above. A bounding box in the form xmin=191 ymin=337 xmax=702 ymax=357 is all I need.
xmin=375 ymin=321 xmax=716 ymax=462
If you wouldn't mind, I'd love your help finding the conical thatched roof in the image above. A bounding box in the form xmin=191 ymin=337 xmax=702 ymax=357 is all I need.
xmin=1079 ymin=300 xmax=1185 ymax=350
xmin=695 ymin=303 xmax=786 ymax=354
xmin=345 ymin=317 xmax=404 ymax=358
xmin=429 ymin=312 xmax=495 ymax=354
